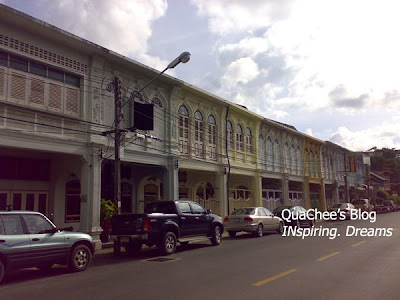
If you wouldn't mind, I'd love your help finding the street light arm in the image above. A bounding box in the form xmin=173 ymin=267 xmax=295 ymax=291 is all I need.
xmin=122 ymin=51 xmax=191 ymax=108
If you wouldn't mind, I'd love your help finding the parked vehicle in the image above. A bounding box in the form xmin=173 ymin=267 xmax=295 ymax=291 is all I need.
xmin=327 ymin=203 xmax=357 ymax=220
xmin=110 ymin=200 xmax=224 ymax=256
xmin=272 ymin=206 xmax=314 ymax=227
xmin=223 ymin=207 xmax=284 ymax=238
xmin=0 ymin=211 xmax=94 ymax=284
xmin=351 ymin=199 xmax=374 ymax=212
xmin=374 ymin=203 xmax=390 ymax=214
xmin=382 ymin=200 xmax=399 ymax=212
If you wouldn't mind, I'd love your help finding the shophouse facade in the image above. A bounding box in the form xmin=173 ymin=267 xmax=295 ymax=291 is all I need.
xmin=0 ymin=5 xmax=371 ymax=248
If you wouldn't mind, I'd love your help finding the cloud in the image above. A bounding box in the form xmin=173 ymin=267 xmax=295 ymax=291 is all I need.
xmin=5 ymin=0 xmax=169 ymax=70
xmin=193 ymin=0 xmax=400 ymax=115
xmin=223 ymin=57 xmax=259 ymax=84
xmin=305 ymin=128 xmax=313 ymax=136
xmin=330 ymin=122 xmax=400 ymax=152
xmin=191 ymin=0 xmax=293 ymax=35
xmin=328 ymin=85 xmax=369 ymax=109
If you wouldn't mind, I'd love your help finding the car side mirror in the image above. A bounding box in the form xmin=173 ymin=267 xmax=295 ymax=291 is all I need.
xmin=206 ymin=209 xmax=212 ymax=214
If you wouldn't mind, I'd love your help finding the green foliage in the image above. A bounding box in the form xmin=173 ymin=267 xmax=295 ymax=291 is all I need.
xmin=100 ymin=199 xmax=117 ymax=229
xmin=376 ymin=189 xmax=390 ymax=200
xmin=371 ymin=148 xmax=400 ymax=195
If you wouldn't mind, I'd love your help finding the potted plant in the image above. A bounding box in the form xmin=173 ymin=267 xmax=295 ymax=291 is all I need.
xmin=100 ymin=198 xmax=117 ymax=243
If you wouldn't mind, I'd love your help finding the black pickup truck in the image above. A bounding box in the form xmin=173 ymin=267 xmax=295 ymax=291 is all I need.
xmin=110 ymin=200 xmax=224 ymax=256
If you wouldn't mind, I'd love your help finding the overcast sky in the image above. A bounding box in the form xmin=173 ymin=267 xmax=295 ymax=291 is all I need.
xmin=2 ymin=0 xmax=400 ymax=152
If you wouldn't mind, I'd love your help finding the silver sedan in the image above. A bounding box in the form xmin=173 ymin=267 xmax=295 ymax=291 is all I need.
xmin=223 ymin=207 xmax=284 ymax=238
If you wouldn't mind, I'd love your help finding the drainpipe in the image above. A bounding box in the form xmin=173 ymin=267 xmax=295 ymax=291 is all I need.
xmin=225 ymin=106 xmax=231 ymax=214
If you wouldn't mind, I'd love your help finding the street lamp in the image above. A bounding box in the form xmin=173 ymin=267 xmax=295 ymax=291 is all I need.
xmin=113 ymin=51 xmax=191 ymax=214
xmin=125 ymin=51 xmax=191 ymax=104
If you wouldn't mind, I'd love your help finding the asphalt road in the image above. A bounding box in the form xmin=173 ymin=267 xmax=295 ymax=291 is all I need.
xmin=1 ymin=211 xmax=400 ymax=300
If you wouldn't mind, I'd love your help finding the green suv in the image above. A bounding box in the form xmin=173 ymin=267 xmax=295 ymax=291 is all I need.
xmin=0 ymin=211 xmax=95 ymax=283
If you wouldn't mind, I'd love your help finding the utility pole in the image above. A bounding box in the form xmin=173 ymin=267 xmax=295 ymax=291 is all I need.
xmin=113 ymin=76 xmax=122 ymax=214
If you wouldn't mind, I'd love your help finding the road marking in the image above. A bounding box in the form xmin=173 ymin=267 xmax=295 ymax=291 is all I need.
xmin=351 ymin=241 xmax=366 ymax=247
xmin=252 ymin=269 xmax=297 ymax=287
xmin=316 ymin=251 xmax=341 ymax=262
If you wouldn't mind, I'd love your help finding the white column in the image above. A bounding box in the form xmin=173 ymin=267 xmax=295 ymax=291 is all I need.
xmin=164 ymin=158 xmax=179 ymax=200
xmin=253 ymin=172 xmax=262 ymax=207
xmin=79 ymin=147 xmax=103 ymax=250
xmin=217 ymin=170 xmax=228 ymax=217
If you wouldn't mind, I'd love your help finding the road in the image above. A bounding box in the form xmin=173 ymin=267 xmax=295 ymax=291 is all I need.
xmin=1 ymin=211 xmax=400 ymax=300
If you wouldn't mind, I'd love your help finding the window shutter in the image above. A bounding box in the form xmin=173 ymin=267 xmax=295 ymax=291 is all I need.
xmin=65 ymin=87 xmax=79 ymax=116
xmin=9 ymin=71 xmax=27 ymax=103
xmin=29 ymin=77 xmax=45 ymax=107
xmin=48 ymin=83 xmax=62 ymax=112
xmin=0 ymin=68 xmax=5 ymax=100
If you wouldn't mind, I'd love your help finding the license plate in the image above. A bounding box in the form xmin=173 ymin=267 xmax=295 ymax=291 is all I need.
xmin=232 ymin=219 xmax=240 ymax=223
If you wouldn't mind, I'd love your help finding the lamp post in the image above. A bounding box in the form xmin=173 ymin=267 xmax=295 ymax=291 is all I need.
xmin=111 ymin=51 xmax=191 ymax=214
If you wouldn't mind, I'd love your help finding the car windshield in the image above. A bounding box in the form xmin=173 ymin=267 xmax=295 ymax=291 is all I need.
xmin=145 ymin=202 xmax=176 ymax=214
xmin=273 ymin=206 xmax=293 ymax=213
xmin=231 ymin=208 xmax=255 ymax=215
xmin=352 ymin=200 xmax=366 ymax=205
xmin=332 ymin=204 xmax=347 ymax=209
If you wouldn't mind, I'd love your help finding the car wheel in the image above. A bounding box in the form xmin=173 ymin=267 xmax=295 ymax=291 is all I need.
xmin=68 ymin=244 xmax=92 ymax=272
xmin=254 ymin=224 xmax=263 ymax=238
xmin=228 ymin=231 xmax=237 ymax=238
xmin=36 ymin=263 xmax=54 ymax=271
xmin=125 ymin=241 xmax=142 ymax=257
xmin=211 ymin=225 xmax=222 ymax=246
xmin=277 ymin=222 xmax=284 ymax=234
xmin=0 ymin=260 xmax=4 ymax=284
xmin=162 ymin=232 xmax=177 ymax=255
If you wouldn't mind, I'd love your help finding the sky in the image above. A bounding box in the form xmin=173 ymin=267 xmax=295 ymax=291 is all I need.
xmin=2 ymin=0 xmax=400 ymax=152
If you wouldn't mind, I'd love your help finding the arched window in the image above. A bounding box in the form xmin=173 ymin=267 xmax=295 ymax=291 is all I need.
xmin=65 ymin=180 xmax=80 ymax=223
xmin=236 ymin=124 xmax=243 ymax=151
xmin=259 ymin=134 xmax=266 ymax=169
xmin=178 ymin=105 xmax=189 ymax=155
xmin=290 ymin=144 xmax=296 ymax=175
xmin=285 ymin=142 xmax=290 ymax=173
xmin=310 ymin=150 xmax=316 ymax=176
xmin=226 ymin=120 xmax=233 ymax=149
xmin=297 ymin=146 xmax=302 ymax=175
xmin=194 ymin=111 xmax=204 ymax=158
xmin=274 ymin=138 xmax=281 ymax=172
xmin=208 ymin=115 xmax=217 ymax=160
xmin=267 ymin=136 xmax=273 ymax=171
xmin=246 ymin=128 xmax=252 ymax=153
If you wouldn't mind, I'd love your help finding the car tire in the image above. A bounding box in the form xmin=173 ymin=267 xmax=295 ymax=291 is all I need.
xmin=277 ymin=222 xmax=284 ymax=234
xmin=162 ymin=232 xmax=177 ymax=255
xmin=228 ymin=231 xmax=237 ymax=238
xmin=211 ymin=225 xmax=222 ymax=246
xmin=68 ymin=244 xmax=92 ymax=272
xmin=0 ymin=260 xmax=4 ymax=284
xmin=36 ymin=263 xmax=54 ymax=271
xmin=125 ymin=241 xmax=142 ymax=257
xmin=254 ymin=224 xmax=263 ymax=238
